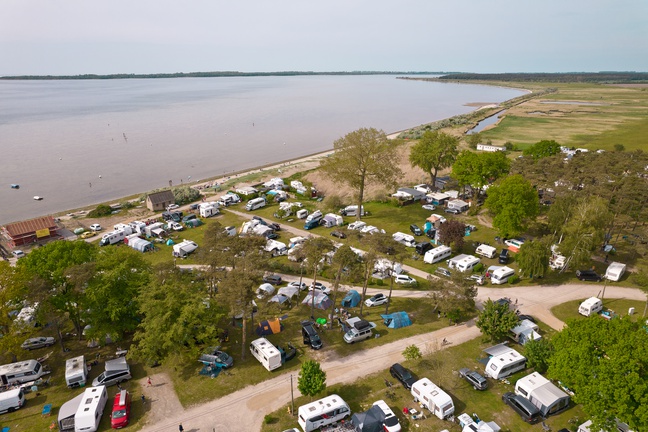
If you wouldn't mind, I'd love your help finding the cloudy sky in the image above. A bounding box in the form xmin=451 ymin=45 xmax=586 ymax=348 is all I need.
xmin=2 ymin=0 xmax=646 ymax=76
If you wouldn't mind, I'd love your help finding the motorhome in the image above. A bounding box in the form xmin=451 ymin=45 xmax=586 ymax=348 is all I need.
xmin=0 ymin=359 xmax=44 ymax=386
xmin=218 ymin=193 xmax=240 ymax=207
xmin=99 ymin=226 xmax=132 ymax=246
xmin=245 ymin=197 xmax=266 ymax=211
xmin=297 ymin=394 xmax=351 ymax=432
xmin=483 ymin=344 xmax=527 ymax=379
xmin=423 ymin=245 xmax=452 ymax=264
xmin=448 ymin=254 xmax=481 ymax=273
xmin=92 ymin=357 xmax=131 ymax=387
xmin=578 ymin=297 xmax=603 ymax=317
xmin=392 ymin=232 xmax=416 ymax=248
xmin=65 ymin=356 xmax=88 ymax=388
xmin=250 ymin=338 xmax=282 ymax=371
xmin=605 ymin=262 xmax=626 ymax=282
xmin=0 ymin=388 xmax=25 ymax=414
xmin=491 ymin=266 xmax=515 ymax=285
xmin=74 ymin=385 xmax=108 ymax=432
xmin=265 ymin=240 xmax=288 ymax=257
xmin=343 ymin=317 xmax=376 ymax=344
xmin=304 ymin=210 xmax=323 ymax=230
xmin=172 ymin=240 xmax=198 ymax=258
xmin=475 ymin=244 xmax=497 ymax=259
xmin=199 ymin=202 xmax=220 ymax=218
xmin=339 ymin=205 xmax=364 ymax=217
xmin=411 ymin=378 xmax=455 ymax=420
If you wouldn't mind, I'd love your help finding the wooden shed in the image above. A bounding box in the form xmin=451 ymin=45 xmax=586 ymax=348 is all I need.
xmin=1 ymin=215 xmax=59 ymax=247
xmin=146 ymin=190 xmax=175 ymax=212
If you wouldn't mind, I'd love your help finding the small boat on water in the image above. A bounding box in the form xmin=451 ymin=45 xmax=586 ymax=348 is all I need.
xmin=33 ymin=196 xmax=43 ymax=201
xmin=10 ymin=184 xmax=19 ymax=189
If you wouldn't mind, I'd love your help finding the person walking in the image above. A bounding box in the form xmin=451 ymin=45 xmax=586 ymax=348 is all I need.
xmin=178 ymin=424 xmax=184 ymax=432
xmin=147 ymin=377 xmax=152 ymax=387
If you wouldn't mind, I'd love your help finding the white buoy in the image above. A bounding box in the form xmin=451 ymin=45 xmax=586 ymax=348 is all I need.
xmin=99 ymin=175 xmax=102 ymax=178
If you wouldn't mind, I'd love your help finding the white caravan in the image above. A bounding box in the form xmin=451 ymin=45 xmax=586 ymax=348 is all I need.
xmin=483 ymin=344 xmax=527 ymax=379
xmin=475 ymin=244 xmax=497 ymax=259
xmin=411 ymin=378 xmax=455 ymax=420
xmin=491 ymin=266 xmax=515 ymax=284
xmin=578 ymin=297 xmax=603 ymax=317
xmin=392 ymin=232 xmax=416 ymax=248
xmin=605 ymin=262 xmax=626 ymax=282
xmin=424 ymin=245 xmax=452 ymax=264
xmin=245 ymin=197 xmax=266 ymax=211
xmin=65 ymin=355 xmax=88 ymax=388
xmin=448 ymin=254 xmax=481 ymax=272
xmin=0 ymin=359 xmax=44 ymax=386
xmin=297 ymin=394 xmax=351 ymax=432
xmin=74 ymin=386 xmax=108 ymax=432
xmin=249 ymin=338 xmax=282 ymax=371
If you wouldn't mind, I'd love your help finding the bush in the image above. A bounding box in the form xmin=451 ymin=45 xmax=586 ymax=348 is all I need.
xmin=473 ymin=263 xmax=484 ymax=273
xmin=264 ymin=414 xmax=278 ymax=425
xmin=323 ymin=194 xmax=344 ymax=213
xmin=87 ymin=204 xmax=113 ymax=218
xmin=509 ymin=275 xmax=519 ymax=284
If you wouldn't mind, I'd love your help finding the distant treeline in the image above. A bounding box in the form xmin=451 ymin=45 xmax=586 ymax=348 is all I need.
xmin=435 ymin=72 xmax=648 ymax=83
xmin=0 ymin=71 xmax=444 ymax=80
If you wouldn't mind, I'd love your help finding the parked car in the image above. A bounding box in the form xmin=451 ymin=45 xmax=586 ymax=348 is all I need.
xmin=365 ymin=293 xmax=388 ymax=307
xmin=435 ymin=267 xmax=451 ymax=278
xmin=422 ymin=204 xmax=436 ymax=211
xmin=301 ymin=320 xmax=323 ymax=350
xmin=288 ymin=281 xmax=308 ymax=291
xmin=89 ymin=224 xmax=102 ymax=232
xmin=494 ymin=297 xmax=511 ymax=308
xmin=309 ymin=282 xmax=332 ymax=295
xmin=168 ymin=222 xmax=184 ymax=231
xmin=206 ymin=348 xmax=234 ymax=368
xmin=459 ymin=368 xmax=488 ymax=390
xmin=499 ymin=249 xmax=510 ymax=264
xmin=518 ymin=314 xmax=536 ymax=323
xmin=444 ymin=207 xmax=461 ymax=214
xmin=12 ymin=250 xmax=26 ymax=258
xmin=409 ymin=224 xmax=423 ymax=236
xmin=189 ymin=203 xmax=200 ymax=211
xmin=166 ymin=204 xmax=180 ymax=211
xmin=263 ymin=274 xmax=283 ymax=285
xmin=80 ymin=231 xmax=96 ymax=239
xmin=576 ymin=269 xmax=603 ymax=282
xmin=21 ymin=336 xmax=55 ymax=350
xmin=110 ymin=390 xmax=131 ymax=429
xmin=264 ymin=231 xmax=279 ymax=240
xmin=330 ymin=230 xmax=347 ymax=239
xmin=502 ymin=392 xmax=541 ymax=424
xmin=372 ymin=400 xmax=402 ymax=432
xmin=415 ymin=242 xmax=434 ymax=255
xmin=468 ymin=274 xmax=485 ymax=286
xmin=394 ymin=275 xmax=417 ymax=286
xmin=182 ymin=214 xmax=197 ymax=223
xmin=389 ymin=363 xmax=417 ymax=389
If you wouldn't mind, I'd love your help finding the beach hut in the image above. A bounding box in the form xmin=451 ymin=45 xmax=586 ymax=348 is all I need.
xmin=381 ymin=312 xmax=412 ymax=329
xmin=341 ymin=290 xmax=361 ymax=308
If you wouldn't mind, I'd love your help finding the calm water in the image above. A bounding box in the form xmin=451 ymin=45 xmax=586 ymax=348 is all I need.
xmin=467 ymin=109 xmax=507 ymax=134
xmin=0 ymin=76 xmax=524 ymax=224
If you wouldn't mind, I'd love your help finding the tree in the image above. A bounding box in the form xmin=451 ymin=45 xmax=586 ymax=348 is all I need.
xmin=548 ymin=317 xmax=648 ymax=431
xmin=438 ymin=220 xmax=466 ymax=251
xmin=428 ymin=271 xmax=477 ymax=324
xmin=485 ymin=175 xmax=539 ymax=237
xmin=409 ymin=130 xmax=459 ymax=188
xmin=402 ymin=345 xmax=422 ymax=361
xmin=559 ymin=196 xmax=611 ymax=269
xmin=0 ymin=262 xmax=31 ymax=362
xmin=298 ymin=237 xmax=334 ymax=317
xmin=466 ymin=132 xmax=482 ymax=150
xmin=475 ymin=299 xmax=519 ymax=342
xmin=329 ymin=245 xmax=361 ymax=313
xmin=320 ymin=127 xmax=403 ymax=220
xmin=523 ymin=140 xmax=561 ymax=160
xmin=452 ymin=150 xmax=510 ymax=196
xmin=524 ymin=338 xmax=553 ymax=374
xmin=298 ymin=360 xmax=327 ymax=398
xmin=365 ymin=232 xmax=407 ymax=314
xmin=516 ymin=239 xmax=551 ymax=279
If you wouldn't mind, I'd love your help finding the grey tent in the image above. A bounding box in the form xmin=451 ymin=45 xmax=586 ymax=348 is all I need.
xmin=301 ymin=292 xmax=333 ymax=310
xmin=351 ymin=405 xmax=386 ymax=432
xmin=381 ymin=311 xmax=412 ymax=329
xmin=341 ymin=290 xmax=361 ymax=308
xmin=268 ymin=294 xmax=291 ymax=305
xmin=277 ymin=286 xmax=299 ymax=299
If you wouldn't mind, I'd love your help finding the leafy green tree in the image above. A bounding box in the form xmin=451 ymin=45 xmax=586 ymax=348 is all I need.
xmin=329 ymin=245 xmax=361 ymax=312
xmin=438 ymin=219 xmax=466 ymax=251
xmin=515 ymin=239 xmax=551 ymax=279
xmin=0 ymin=262 xmax=31 ymax=361
xmin=402 ymin=345 xmax=422 ymax=361
xmin=409 ymin=130 xmax=459 ymax=187
xmin=475 ymin=299 xmax=519 ymax=342
xmin=84 ymin=247 xmax=150 ymax=342
xmin=559 ymin=196 xmax=611 ymax=269
xmin=548 ymin=318 xmax=648 ymax=431
xmin=320 ymin=127 xmax=403 ymax=220
xmin=452 ymin=150 xmax=510 ymax=196
xmin=428 ymin=271 xmax=477 ymax=324
xmin=523 ymin=140 xmax=561 ymax=159
xmin=524 ymin=338 xmax=553 ymax=374
xmin=466 ymin=132 xmax=482 ymax=150
xmin=298 ymin=360 xmax=327 ymax=398
xmin=298 ymin=237 xmax=334 ymax=316
xmin=196 ymin=221 xmax=234 ymax=296
xmin=485 ymin=175 xmax=539 ymax=237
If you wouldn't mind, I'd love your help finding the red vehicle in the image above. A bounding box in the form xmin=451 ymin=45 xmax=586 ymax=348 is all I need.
xmin=110 ymin=390 xmax=131 ymax=429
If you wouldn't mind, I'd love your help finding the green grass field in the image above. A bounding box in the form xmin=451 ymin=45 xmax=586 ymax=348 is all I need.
xmin=551 ymin=298 xmax=646 ymax=324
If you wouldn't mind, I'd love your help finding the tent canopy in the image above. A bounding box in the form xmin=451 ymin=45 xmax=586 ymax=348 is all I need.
xmin=301 ymin=292 xmax=332 ymax=310
xmin=381 ymin=311 xmax=412 ymax=329
xmin=351 ymin=405 xmax=386 ymax=432
xmin=277 ymin=286 xmax=299 ymax=298
xmin=269 ymin=294 xmax=290 ymax=305
xmin=255 ymin=318 xmax=284 ymax=336
xmin=341 ymin=290 xmax=361 ymax=308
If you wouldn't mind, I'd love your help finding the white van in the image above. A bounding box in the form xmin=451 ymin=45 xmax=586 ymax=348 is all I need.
xmin=491 ymin=266 xmax=515 ymax=284
xmin=298 ymin=394 xmax=351 ymax=432
xmin=92 ymin=357 xmax=131 ymax=387
xmin=423 ymin=245 xmax=452 ymax=264
xmin=0 ymin=388 xmax=25 ymax=414
xmin=578 ymin=297 xmax=603 ymax=317
xmin=605 ymin=262 xmax=626 ymax=282
xmin=0 ymin=359 xmax=44 ymax=386
xmin=74 ymin=386 xmax=108 ymax=432
xmin=250 ymin=338 xmax=282 ymax=371
xmin=475 ymin=244 xmax=497 ymax=259
xmin=343 ymin=317 xmax=376 ymax=343
xmin=411 ymin=378 xmax=455 ymax=420
xmin=245 ymin=197 xmax=266 ymax=211
xmin=65 ymin=355 xmax=88 ymax=388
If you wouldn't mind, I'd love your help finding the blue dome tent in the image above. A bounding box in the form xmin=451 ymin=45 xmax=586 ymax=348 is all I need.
xmin=381 ymin=311 xmax=412 ymax=329
xmin=341 ymin=290 xmax=361 ymax=308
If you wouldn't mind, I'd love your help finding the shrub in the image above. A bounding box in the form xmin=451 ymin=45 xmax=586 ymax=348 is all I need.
xmin=402 ymin=345 xmax=422 ymax=361
xmin=87 ymin=204 xmax=112 ymax=218
xmin=473 ymin=263 xmax=484 ymax=273
xmin=509 ymin=275 xmax=519 ymax=284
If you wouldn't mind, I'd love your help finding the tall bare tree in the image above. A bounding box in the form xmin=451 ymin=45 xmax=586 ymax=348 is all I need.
xmin=320 ymin=127 xmax=403 ymax=220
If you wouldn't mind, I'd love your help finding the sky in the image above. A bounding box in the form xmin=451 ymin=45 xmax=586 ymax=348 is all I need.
xmin=1 ymin=0 xmax=647 ymax=76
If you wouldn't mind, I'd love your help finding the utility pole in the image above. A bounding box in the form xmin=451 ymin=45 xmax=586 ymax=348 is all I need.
xmin=290 ymin=374 xmax=295 ymax=416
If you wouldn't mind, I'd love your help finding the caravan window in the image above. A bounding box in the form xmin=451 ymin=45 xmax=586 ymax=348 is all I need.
xmin=517 ymin=387 xmax=528 ymax=397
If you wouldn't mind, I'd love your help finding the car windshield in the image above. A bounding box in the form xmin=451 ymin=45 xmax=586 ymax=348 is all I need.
xmin=400 ymin=369 xmax=412 ymax=380
xmin=112 ymin=409 xmax=127 ymax=419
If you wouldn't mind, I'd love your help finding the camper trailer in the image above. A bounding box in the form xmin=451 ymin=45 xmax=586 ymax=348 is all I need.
xmin=392 ymin=232 xmax=416 ymax=248
xmin=218 ymin=193 xmax=240 ymax=207
xmin=515 ymin=372 xmax=570 ymax=417
xmin=74 ymin=386 xmax=108 ymax=432
xmin=411 ymin=378 xmax=455 ymax=420
xmin=199 ymin=202 xmax=220 ymax=218
xmin=265 ymin=240 xmax=288 ymax=257
xmin=99 ymin=226 xmax=133 ymax=246
xmin=297 ymin=394 xmax=351 ymax=432
xmin=65 ymin=356 xmax=88 ymax=388
xmin=0 ymin=359 xmax=44 ymax=386
xmin=250 ymin=338 xmax=282 ymax=371
xmin=245 ymin=197 xmax=266 ymax=211
xmin=448 ymin=254 xmax=481 ymax=272
xmin=510 ymin=320 xmax=541 ymax=345
xmin=143 ymin=222 xmax=166 ymax=238
xmin=128 ymin=221 xmax=147 ymax=235
xmin=578 ymin=297 xmax=603 ymax=317
xmin=173 ymin=240 xmax=198 ymax=258
xmin=0 ymin=388 xmax=25 ymax=414
xmin=423 ymin=245 xmax=452 ymax=264
xmin=605 ymin=262 xmax=626 ymax=282
xmin=339 ymin=205 xmax=364 ymax=217
xmin=475 ymin=244 xmax=497 ymax=259
xmin=491 ymin=266 xmax=515 ymax=285
xmin=483 ymin=344 xmax=527 ymax=379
